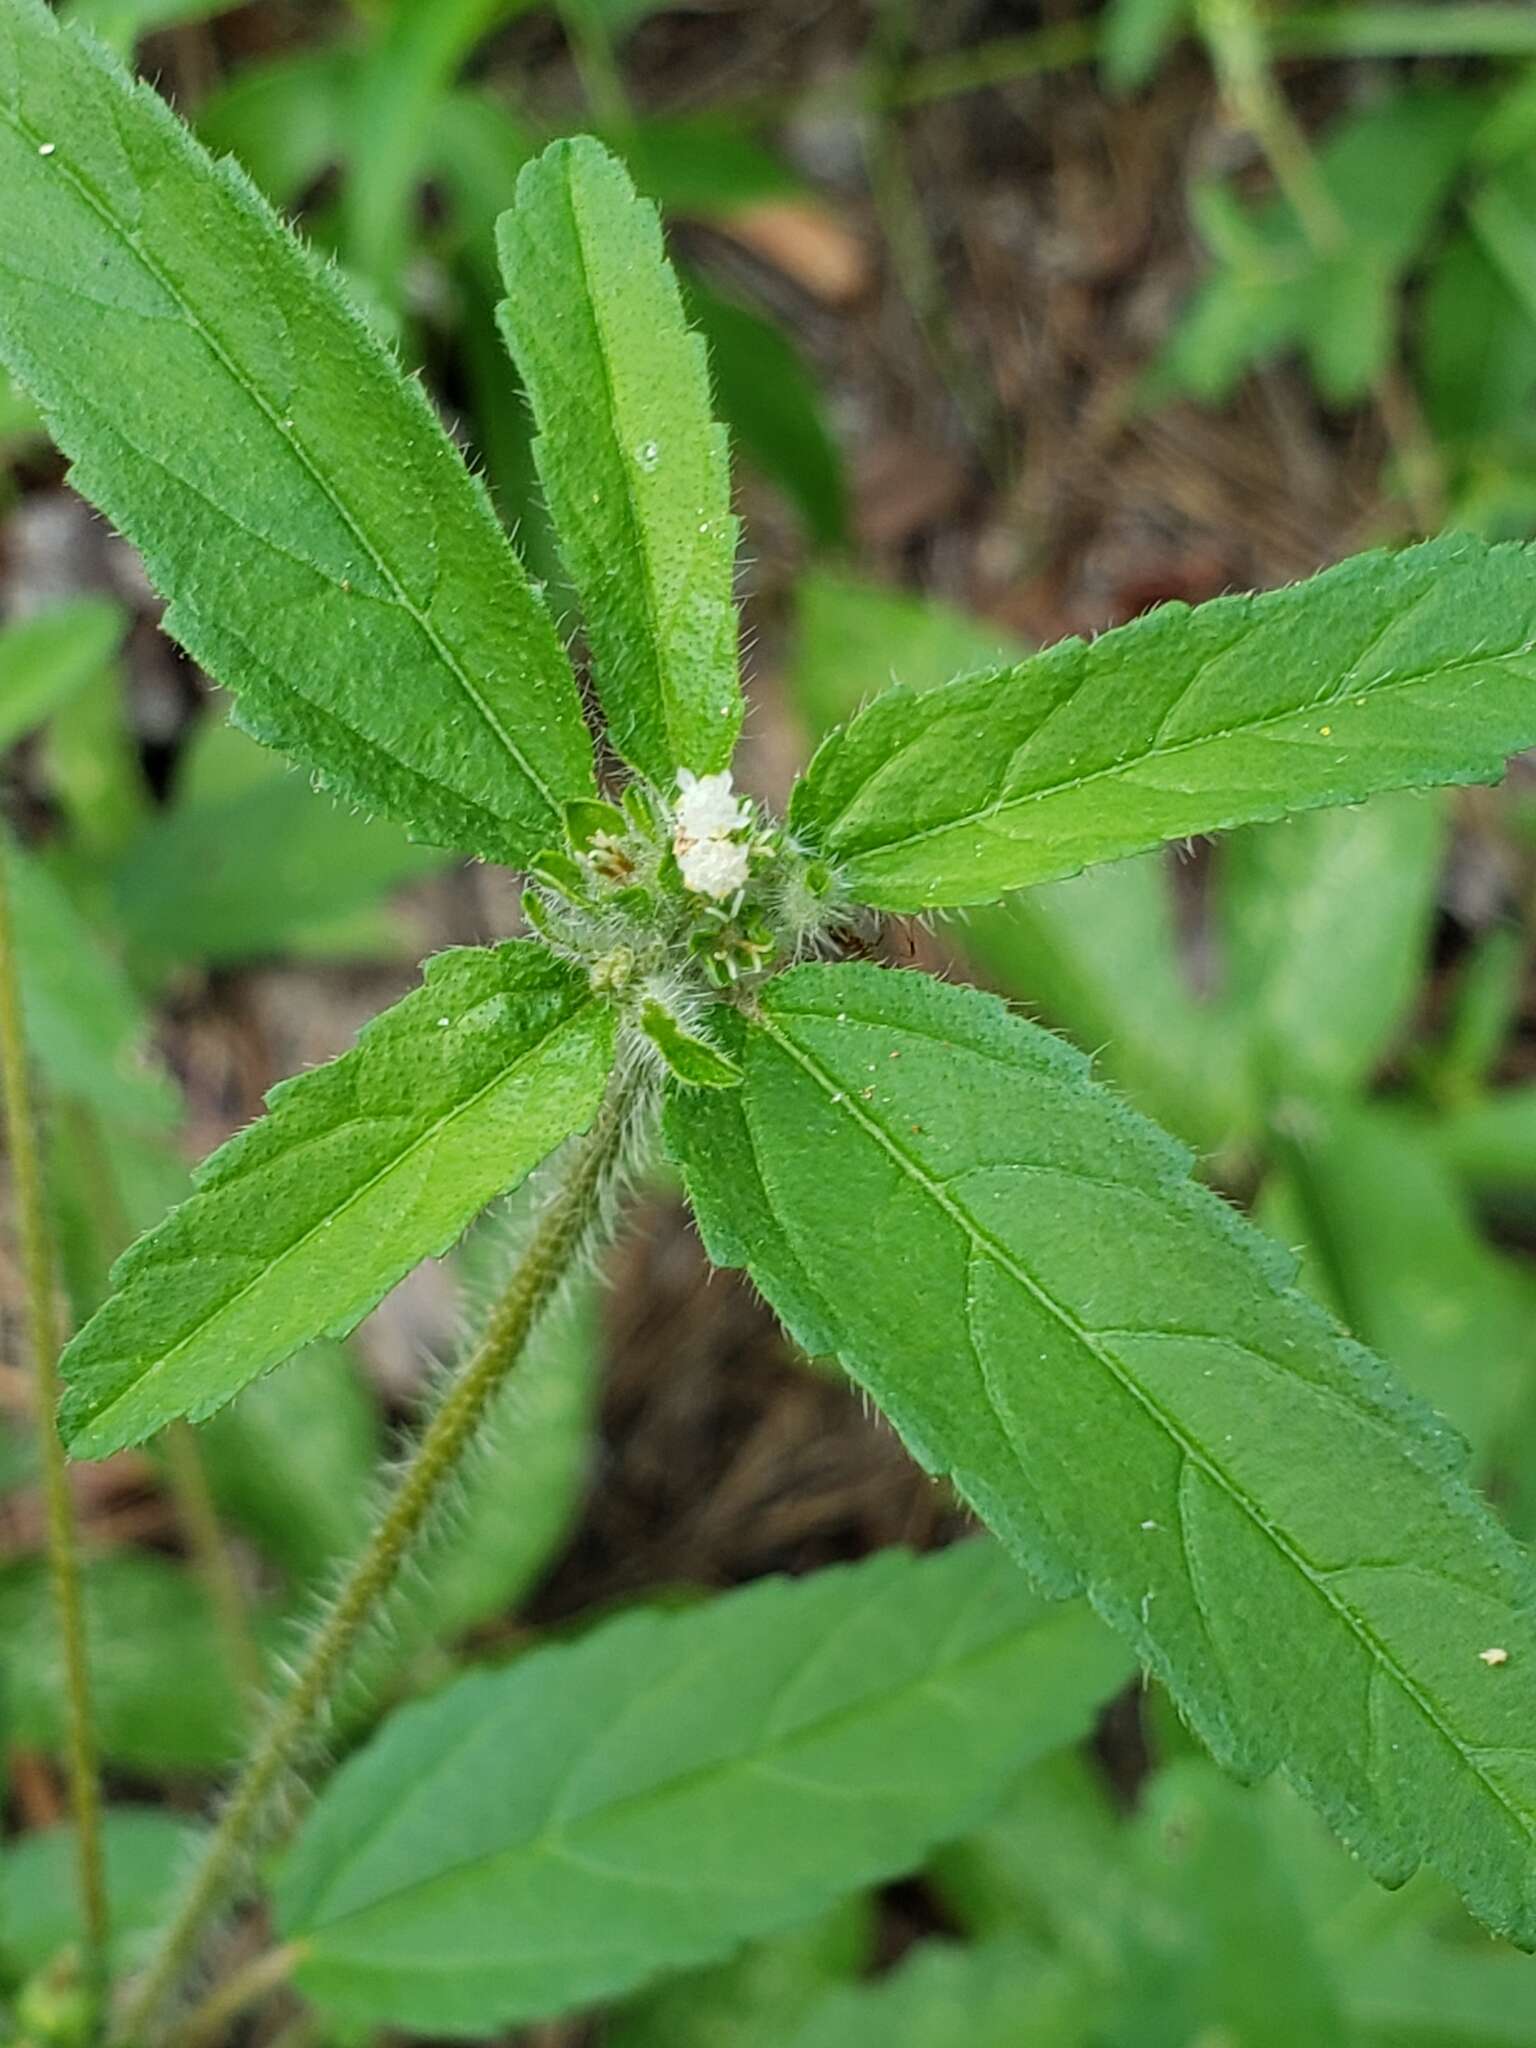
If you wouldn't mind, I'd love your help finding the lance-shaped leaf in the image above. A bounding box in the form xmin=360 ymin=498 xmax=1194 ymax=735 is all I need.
xmin=1271 ymin=1106 xmax=1535 ymax=1469
xmin=609 ymin=1900 xmax=873 ymax=2048
xmin=0 ymin=596 xmax=123 ymax=751
xmin=4 ymin=831 xmax=177 ymax=1132
xmin=276 ymin=1542 xmax=1130 ymax=2034
xmin=111 ymin=717 xmax=449 ymax=973
xmin=1345 ymin=1936 xmax=1536 ymax=2044
xmin=668 ymin=963 xmax=1536 ymax=1945
xmin=0 ymin=0 xmax=593 ymax=864
xmin=789 ymin=536 xmax=1536 ymax=912
xmin=786 ymin=1938 xmax=1092 ymax=2048
xmin=1218 ymin=790 xmax=1445 ymax=1103
xmin=497 ymin=137 xmax=741 ymax=787
xmin=0 ymin=1552 xmax=249 ymax=1770
xmin=1 ymin=1809 xmax=201 ymax=1981
xmin=59 ymin=942 xmax=615 ymax=1457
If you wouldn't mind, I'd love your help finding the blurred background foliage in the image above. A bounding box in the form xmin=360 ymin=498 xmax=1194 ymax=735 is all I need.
xmin=4 ymin=0 xmax=1536 ymax=2041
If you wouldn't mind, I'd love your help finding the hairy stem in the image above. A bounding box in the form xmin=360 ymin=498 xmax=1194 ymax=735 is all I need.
xmin=162 ymin=1421 xmax=264 ymax=1713
xmin=115 ymin=1069 xmax=645 ymax=2045
xmin=166 ymin=1942 xmax=302 ymax=2048
xmin=0 ymin=847 xmax=109 ymax=2024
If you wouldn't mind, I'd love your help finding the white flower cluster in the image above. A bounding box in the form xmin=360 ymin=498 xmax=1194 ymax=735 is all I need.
xmin=673 ymin=768 xmax=751 ymax=900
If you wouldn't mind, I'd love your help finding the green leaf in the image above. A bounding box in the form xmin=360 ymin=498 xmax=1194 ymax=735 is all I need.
xmin=1102 ymin=0 xmax=1189 ymax=91
xmin=1428 ymin=928 xmax=1527 ymax=1105
xmin=430 ymin=88 xmax=537 ymax=292
xmin=59 ymin=0 xmax=231 ymax=51
xmin=640 ymin=998 xmax=743 ymax=1088
xmin=46 ymin=1102 xmax=186 ymax=1326
xmin=45 ymin=658 xmax=149 ymax=865
xmin=0 ymin=597 xmax=123 ymax=752
xmin=57 ymin=941 xmax=615 ymax=1457
xmin=1099 ymin=1761 xmax=1350 ymax=2047
xmin=0 ymin=0 xmax=593 ymax=864
xmin=790 ymin=569 xmax=1025 ymax=742
xmin=1432 ymin=1084 xmax=1536 ymax=1203
xmin=1271 ymin=1106 xmax=1535 ymax=1467
xmin=342 ymin=0 xmax=536 ymax=290
xmin=196 ymin=47 xmax=350 ymax=208
xmin=0 ymin=359 xmax=40 ymax=446
xmin=669 ymin=962 xmax=1536 ymax=1944
xmin=684 ymin=278 xmax=846 ymax=549
xmin=1469 ymin=157 xmax=1536 ymax=337
xmin=3 ymin=832 xmax=177 ymax=1132
xmin=276 ymin=1541 xmax=1130 ymax=2032
xmin=0 ymin=1553 xmax=248 ymax=1770
xmin=496 ymin=137 xmax=741 ymax=787
xmin=197 ymin=1341 xmax=381 ymax=1586
xmin=609 ymin=1898 xmax=873 ymax=2048
xmin=785 ymin=1938 xmax=1093 ymax=2048
xmin=790 ymin=577 xmax=1245 ymax=1147
xmin=111 ymin=716 xmax=449 ymax=972
xmin=930 ymin=1753 xmax=1123 ymax=1953
xmin=1345 ymin=1936 xmax=1536 ymax=2045
xmin=1418 ymin=230 xmax=1536 ymax=453
xmin=790 ymin=537 xmax=1536 ymax=912
xmin=0 ymin=1809 xmax=199 ymax=1982
xmin=963 ymin=858 xmax=1249 ymax=1153
xmin=1218 ymin=791 xmax=1445 ymax=1101
xmin=1155 ymin=91 xmax=1479 ymax=406
xmin=617 ymin=118 xmax=800 ymax=218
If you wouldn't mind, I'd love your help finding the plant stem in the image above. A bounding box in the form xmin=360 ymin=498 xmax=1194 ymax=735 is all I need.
xmin=166 ymin=1942 xmax=302 ymax=2048
xmin=560 ymin=0 xmax=632 ymax=131
xmin=877 ymin=6 xmax=1536 ymax=111
xmin=1197 ymin=0 xmax=1446 ymax=532
xmin=1198 ymin=0 xmax=1345 ymax=252
xmin=114 ymin=1069 xmax=644 ymax=2046
xmin=162 ymin=1421 xmax=264 ymax=1713
xmin=0 ymin=846 xmax=109 ymax=2025
xmin=761 ymin=7 xmax=1536 ymax=127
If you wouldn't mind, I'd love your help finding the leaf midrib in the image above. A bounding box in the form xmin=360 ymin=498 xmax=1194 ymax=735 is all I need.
xmin=820 ymin=641 xmax=1532 ymax=875
xmin=74 ymin=998 xmax=605 ymax=1440
xmin=0 ymin=83 xmax=569 ymax=831
xmin=755 ymin=1002 xmax=1536 ymax=1868
xmin=293 ymin=1594 xmax=1077 ymax=1938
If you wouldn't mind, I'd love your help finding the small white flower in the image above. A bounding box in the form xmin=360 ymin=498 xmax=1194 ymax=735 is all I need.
xmin=674 ymin=768 xmax=749 ymax=844
xmin=672 ymin=768 xmax=753 ymax=899
xmin=677 ymin=834 xmax=750 ymax=901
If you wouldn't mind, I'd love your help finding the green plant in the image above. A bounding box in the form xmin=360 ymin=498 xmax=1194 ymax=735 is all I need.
xmin=1149 ymin=1 xmax=1536 ymax=535
xmin=6 ymin=3 xmax=1536 ymax=2043
xmin=184 ymin=0 xmax=847 ymax=549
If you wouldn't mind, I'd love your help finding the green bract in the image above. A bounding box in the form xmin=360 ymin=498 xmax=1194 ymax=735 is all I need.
xmin=5 ymin=0 xmax=1536 ymax=2028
